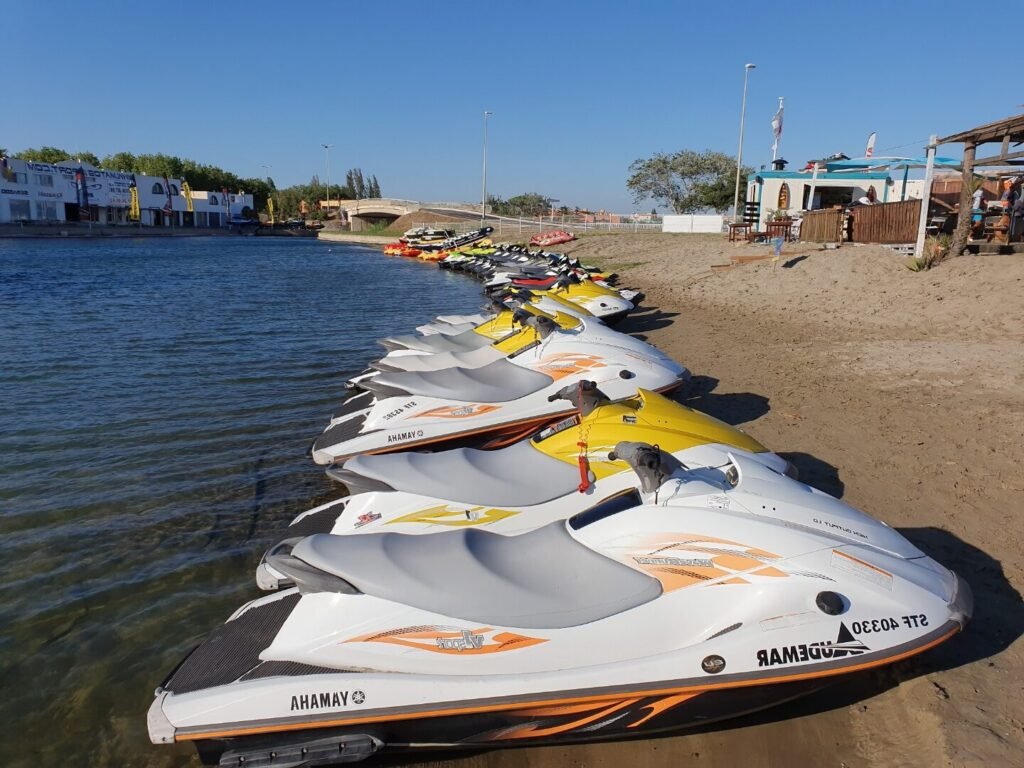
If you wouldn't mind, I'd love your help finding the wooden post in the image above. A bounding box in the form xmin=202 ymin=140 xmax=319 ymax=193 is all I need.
xmin=913 ymin=135 xmax=937 ymax=260
xmin=948 ymin=141 xmax=976 ymax=258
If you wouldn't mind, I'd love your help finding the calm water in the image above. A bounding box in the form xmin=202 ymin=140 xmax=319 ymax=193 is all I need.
xmin=0 ymin=236 xmax=483 ymax=767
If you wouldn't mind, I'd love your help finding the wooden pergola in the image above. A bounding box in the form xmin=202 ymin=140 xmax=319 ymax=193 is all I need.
xmin=938 ymin=114 xmax=1024 ymax=254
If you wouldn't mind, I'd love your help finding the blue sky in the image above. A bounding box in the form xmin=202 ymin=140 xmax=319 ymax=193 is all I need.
xmin=4 ymin=0 xmax=1015 ymax=212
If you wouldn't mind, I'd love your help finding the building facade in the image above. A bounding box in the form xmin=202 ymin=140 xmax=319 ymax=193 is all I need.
xmin=745 ymin=170 xmax=893 ymax=229
xmin=0 ymin=157 xmax=254 ymax=226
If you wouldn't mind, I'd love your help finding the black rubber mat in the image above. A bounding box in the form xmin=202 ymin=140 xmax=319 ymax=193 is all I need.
xmin=287 ymin=502 xmax=345 ymax=537
xmin=239 ymin=660 xmax=340 ymax=681
xmin=333 ymin=390 xmax=374 ymax=420
xmin=164 ymin=594 xmax=300 ymax=694
xmin=312 ymin=412 xmax=370 ymax=455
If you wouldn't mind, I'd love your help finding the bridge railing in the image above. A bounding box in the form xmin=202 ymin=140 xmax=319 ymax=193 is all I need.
xmin=407 ymin=217 xmax=662 ymax=236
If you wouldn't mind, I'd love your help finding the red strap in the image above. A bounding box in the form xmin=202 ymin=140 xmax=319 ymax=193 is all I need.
xmin=577 ymin=440 xmax=590 ymax=493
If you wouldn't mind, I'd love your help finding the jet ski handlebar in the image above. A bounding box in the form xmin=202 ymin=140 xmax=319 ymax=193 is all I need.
xmin=546 ymin=380 xmax=609 ymax=416
xmin=608 ymin=441 xmax=684 ymax=494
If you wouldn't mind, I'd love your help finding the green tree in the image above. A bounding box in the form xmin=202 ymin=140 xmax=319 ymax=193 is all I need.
xmin=102 ymin=152 xmax=137 ymax=171
xmin=488 ymin=192 xmax=552 ymax=217
xmin=16 ymin=146 xmax=73 ymax=163
xmin=627 ymin=150 xmax=749 ymax=213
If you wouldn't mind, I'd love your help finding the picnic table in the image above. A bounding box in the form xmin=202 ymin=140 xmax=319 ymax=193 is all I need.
xmin=728 ymin=222 xmax=752 ymax=242
xmin=765 ymin=219 xmax=794 ymax=242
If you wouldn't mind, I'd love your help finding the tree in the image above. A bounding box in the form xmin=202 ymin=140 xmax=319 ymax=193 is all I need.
xmin=367 ymin=174 xmax=381 ymax=198
xmin=16 ymin=146 xmax=73 ymax=164
xmin=488 ymin=192 xmax=552 ymax=217
xmin=627 ymin=150 xmax=749 ymax=213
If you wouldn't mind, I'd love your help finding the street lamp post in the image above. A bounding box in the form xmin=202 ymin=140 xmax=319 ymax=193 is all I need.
xmin=321 ymin=143 xmax=333 ymax=221
xmin=732 ymin=63 xmax=756 ymax=223
xmin=481 ymin=110 xmax=492 ymax=224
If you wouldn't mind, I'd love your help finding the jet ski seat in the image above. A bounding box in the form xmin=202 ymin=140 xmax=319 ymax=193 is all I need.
xmin=371 ymin=345 xmax=503 ymax=374
xmin=379 ymin=329 xmax=494 ymax=354
xmin=291 ymin=522 xmax=662 ymax=629
xmin=434 ymin=312 xmax=493 ymax=326
xmin=342 ymin=441 xmax=580 ymax=505
xmin=363 ymin=359 xmax=553 ymax=403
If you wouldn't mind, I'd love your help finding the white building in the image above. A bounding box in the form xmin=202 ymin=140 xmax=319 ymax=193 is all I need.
xmin=744 ymin=169 xmax=893 ymax=229
xmin=0 ymin=156 xmax=254 ymax=226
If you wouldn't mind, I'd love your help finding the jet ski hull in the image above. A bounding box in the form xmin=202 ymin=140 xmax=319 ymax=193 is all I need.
xmin=153 ymin=595 xmax=965 ymax=765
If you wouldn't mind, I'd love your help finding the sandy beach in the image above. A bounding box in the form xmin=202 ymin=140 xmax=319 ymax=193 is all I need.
xmin=407 ymin=234 xmax=1024 ymax=768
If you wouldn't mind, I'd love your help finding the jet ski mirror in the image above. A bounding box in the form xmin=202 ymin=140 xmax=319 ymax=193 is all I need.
xmin=546 ymin=379 xmax=609 ymax=417
xmin=608 ymin=441 xmax=684 ymax=494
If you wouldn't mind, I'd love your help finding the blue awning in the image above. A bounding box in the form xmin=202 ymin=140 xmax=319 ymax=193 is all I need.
xmin=825 ymin=156 xmax=960 ymax=172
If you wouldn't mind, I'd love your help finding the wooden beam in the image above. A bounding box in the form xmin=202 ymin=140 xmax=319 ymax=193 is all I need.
xmin=949 ymin=142 xmax=977 ymax=258
xmin=974 ymin=149 xmax=1024 ymax=166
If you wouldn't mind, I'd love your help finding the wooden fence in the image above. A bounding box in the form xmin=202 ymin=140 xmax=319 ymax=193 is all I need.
xmin=851 ymin=199 xmax=921 ymax=244
xmin=801 ymin=208 xmax=845 ymax=243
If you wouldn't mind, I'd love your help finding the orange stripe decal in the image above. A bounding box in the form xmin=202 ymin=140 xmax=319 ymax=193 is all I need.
xmin=176 ymin=626 xmax=960 ymax=742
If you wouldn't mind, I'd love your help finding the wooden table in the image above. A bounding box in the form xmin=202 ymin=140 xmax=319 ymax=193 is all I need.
xmin=765 ymin=220 xmax=794 ymax=242
xmin=728 ymin=222 xmax=752 ymax=242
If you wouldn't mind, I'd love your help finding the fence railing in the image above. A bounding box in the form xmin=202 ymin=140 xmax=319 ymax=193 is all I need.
xmin=800 ymin=208 xmax=845 ymax=243
xmin=851 ymin=199 xmax=921 ymax=244
xmin=404 ymin=218 xmax=663 ymax=236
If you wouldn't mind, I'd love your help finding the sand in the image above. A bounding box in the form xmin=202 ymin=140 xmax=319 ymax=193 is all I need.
xmin=408 ymin=234 xmax=1024 ymax=768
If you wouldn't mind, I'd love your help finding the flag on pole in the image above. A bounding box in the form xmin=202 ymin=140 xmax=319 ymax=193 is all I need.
xmin=128 ymin=174 xmax=140 ymax=221
xmin=865 ymin=132 xmax=877 ymax=158
xmin=162 ymin=176 xmax=174 ymax=215
xmin=770 ymin=98 xmax=784 ymax=160
xmin=76 ymin=166 xmax=91 ymax=221
xmin=181 ymin=179 xmax=194 ymax=213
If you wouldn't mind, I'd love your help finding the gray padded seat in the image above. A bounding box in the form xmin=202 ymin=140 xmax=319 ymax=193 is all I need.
xmin=363 ymin=359 xmax=552 ymax=403
xmin=373 ymin=345 xmax=503 ymax=373
xmin=380 ymin=329 xmax=494 ymax=353
xmin=434 ymin=313 xmax=492 ymax=326
xmin=344 ymin=441 xmax=580 ymax=506
xmin=292 ymin=522 xmax=662 ymax=629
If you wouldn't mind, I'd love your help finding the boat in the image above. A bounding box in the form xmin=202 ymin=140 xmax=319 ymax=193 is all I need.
xmin=148 ymin=447 xmax=971 ymax=765
xmin=399 ymin=227 xmax=454 ymax=245
xmin=530 ymin=229 xmax=576 ymax=247
xmin=257 ymin=387 xmax=794 ymax=588
xmin=310 ymin=312 xmax=689 ymax=463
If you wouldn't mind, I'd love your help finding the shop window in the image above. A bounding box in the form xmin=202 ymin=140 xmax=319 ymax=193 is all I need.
xmin=9 ymin=199 xmax=31 ymax=219
xmin=34 ymin=201 xmax=58 ymax=220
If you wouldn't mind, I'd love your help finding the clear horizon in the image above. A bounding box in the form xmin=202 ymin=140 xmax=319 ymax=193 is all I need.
xmin=5 ymin=0 xmax=1009 ymax=212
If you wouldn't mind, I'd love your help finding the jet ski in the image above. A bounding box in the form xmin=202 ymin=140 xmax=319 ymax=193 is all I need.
xmin=149 ymin=446 xmax=971 ymax=766
xmin=259 ymin=386 xmax=794 ymax=589
xmin=312 ymin=314 xmax=689 ymax=463
xmin=371 ymin=307 xmax=654 ymax=378
xmin=413 ymin=290 xmax=597 ymax=338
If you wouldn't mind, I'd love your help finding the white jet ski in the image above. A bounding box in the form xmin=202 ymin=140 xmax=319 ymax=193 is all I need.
xmin=148 ymin=448 xmax=971 ymax=766
xmin=311 ymin=316 xmax=689 ymax=463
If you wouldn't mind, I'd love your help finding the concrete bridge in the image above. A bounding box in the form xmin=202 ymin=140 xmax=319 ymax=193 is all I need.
xmin=331 ymin=198 xmax=481 ymax=230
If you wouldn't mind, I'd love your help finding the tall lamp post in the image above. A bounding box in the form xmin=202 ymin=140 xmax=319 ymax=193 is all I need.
xmin=732 ymin=63 xmax=756 ymax=223
xmin=321 ymin=143 xmax=333 ymax=220
xmin=481 ymin=110 xmax=492 ymax=224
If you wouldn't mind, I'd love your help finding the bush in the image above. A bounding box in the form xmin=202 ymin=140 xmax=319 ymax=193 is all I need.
xmin=905 ymin=234 xmax=951 ymax=272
